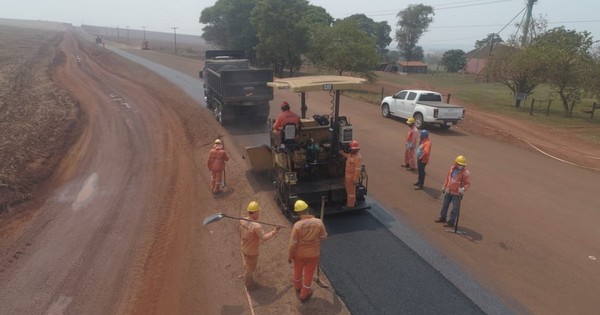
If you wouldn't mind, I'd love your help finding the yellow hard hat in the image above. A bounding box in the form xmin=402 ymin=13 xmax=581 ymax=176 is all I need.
xmin=455 ymin=155 xmax=467 ymax=166
xmin=247 ymin=201 xmax=260 ymax=212
xmin=294 ymin=200 xmax=308 ymax=212
xmin=214 ymin=139 xmax=222 ymax=144
xmin=407 ymin=117 xmax=415 ymax=124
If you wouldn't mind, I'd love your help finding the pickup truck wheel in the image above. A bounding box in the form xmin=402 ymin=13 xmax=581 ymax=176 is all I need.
xmin=440 ymin=124 xmax=451 ymax=130
xmin=381 ymin=104 xmax=390 ymax=118
xmin=414 ymin=113 xmax=424 ymax=129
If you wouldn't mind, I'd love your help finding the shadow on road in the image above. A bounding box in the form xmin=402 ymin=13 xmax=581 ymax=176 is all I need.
xmin=445 ymin=225 xmax=483 ymax=243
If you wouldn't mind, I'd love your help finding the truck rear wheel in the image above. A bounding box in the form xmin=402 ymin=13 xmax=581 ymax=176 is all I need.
xmin=414 ymin=113 xmax=424 ymax=129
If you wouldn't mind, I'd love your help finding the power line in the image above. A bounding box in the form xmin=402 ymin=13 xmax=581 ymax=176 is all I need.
xmin=330 ymin=0 xmax=514 ymax=18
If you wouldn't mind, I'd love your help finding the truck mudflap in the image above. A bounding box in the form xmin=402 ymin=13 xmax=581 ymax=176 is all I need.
xmin=245 ymin=145 xmax=273 ymax=172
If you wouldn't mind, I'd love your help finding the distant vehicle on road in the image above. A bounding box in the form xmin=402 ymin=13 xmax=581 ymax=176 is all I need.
xmin=381 ymin=89 xmax=465 ymax=129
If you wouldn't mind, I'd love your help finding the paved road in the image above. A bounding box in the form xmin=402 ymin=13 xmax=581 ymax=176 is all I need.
xmin=111 ymin=47 xmax=512 ymax=315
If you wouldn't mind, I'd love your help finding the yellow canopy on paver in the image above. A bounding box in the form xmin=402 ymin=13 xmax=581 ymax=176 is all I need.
xmin=268 ymin=75 xmax=366 ymax=92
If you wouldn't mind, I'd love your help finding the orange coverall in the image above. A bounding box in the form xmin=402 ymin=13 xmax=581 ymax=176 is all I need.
xmin=239 ymin=218 xmax=277 ymax=287
xmin=341 ymin=150 xmax=363 ymax=207
xmin=272 ymin=109 xmax=300 ymax=131
xmin=288 ymin=215 xmax=328 ymax=300
xmin=207 ymin=144 xmax=229 ymax=193
xmin=404 ymin=125 xmax=419 ymax=169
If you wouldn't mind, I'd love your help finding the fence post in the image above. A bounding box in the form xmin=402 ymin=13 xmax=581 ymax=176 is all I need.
xmin=546 ymin=100 xmax=552 ymax=116
xmin=446 ymin=93 xmax=451 ymax=103
xmin=530 ymin=98 xmax=535 ymax=115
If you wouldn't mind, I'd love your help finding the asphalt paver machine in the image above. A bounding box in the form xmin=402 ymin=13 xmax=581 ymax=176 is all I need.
xmin=246 ymin=76 xmax=370 ymax=220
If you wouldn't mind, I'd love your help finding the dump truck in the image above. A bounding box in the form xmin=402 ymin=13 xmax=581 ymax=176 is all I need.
xmin=200 ymin=50 xmax=274 ymax=124
xmin=246 ymin=76 xmax=370 ymax=220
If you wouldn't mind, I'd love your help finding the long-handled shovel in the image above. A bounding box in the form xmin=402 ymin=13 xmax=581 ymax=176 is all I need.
xmin=221 ymin=167 xmax=227 ymax=189
xmin=314 ymin=196 xmax=329 ymax=289
xmin=203 ymin=212 xmax=286 ymax=228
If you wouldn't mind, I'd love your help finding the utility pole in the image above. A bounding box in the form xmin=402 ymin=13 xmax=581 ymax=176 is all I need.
xmin=171 ymin=27 xmax=179 ymax=53
xmin=520 ymin=0 xmax=538 ymax=47
xmin=117 ymin=26 xmax=120 ymax=41
xmin=142 ymin=26 xmax=146 ymax=41
xmin=126 ymin=26 xmax=130 ymax=43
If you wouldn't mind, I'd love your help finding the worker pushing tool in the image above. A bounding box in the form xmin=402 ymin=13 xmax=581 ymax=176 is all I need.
xmin=288 ymin=200 xmax=328 ymax=302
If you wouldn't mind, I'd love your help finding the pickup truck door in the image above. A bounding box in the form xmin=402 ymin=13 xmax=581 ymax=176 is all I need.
xmin=402 ymin=91 xmax=418 ymax=116
xmin=391 ymin=91 xmax=408 ymax=115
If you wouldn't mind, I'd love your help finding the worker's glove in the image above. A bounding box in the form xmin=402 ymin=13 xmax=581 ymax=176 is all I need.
xmin=458 ymin=187 xmax=466 ymax=195
xmin=405 ymin=143 xmax=411 ymax=150
xmin=288 ymin=258 xmax=293 ymax=264
xmin=441 ymin=187 xmax=447 ymax=194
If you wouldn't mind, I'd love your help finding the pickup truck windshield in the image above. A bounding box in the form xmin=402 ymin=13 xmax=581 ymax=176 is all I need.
xmin=419 ymin=93 xmax=442 ymax=102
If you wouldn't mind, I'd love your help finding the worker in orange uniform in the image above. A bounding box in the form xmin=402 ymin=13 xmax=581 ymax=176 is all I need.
xmin=413 ymin=130 xmax=431 ymax=190
xmin=272 ymin=101 xmax=300 ymax=132
xmin=403 ymin=117 xmax=419 ymax=171
xmin=238 ymin=201 xmax=281 ymax=288
xmin=288 ymin=200 xmax=328 ymax=302
xmin=207 ymin=138 xmax=229 ymax=194
xmin=339 ymin=140 xmax=363 ymax=209
xmin=435 ymin=155 xmax=471 ymax=227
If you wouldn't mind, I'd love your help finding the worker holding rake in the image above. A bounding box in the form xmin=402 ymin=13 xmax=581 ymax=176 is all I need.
xmin=238 ymin=201 xmax=280 ymax=288
xmin=288 ymin=200 xmax=328 ymax=302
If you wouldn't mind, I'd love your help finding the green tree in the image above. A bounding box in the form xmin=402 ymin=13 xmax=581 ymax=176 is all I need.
xmin=250 ymin=0 xmax=331 ymax=76
xmin=441 ymin=49 xmax=466 ymax=72
xmin=382 ymin=50 xmax=402 ymax=64
xmin=343 ymin=14 xmax=392 ymax=58
xmin=587 ymin=45 xmax=600 ymax=100
xmin=486 ymin=46 xmax=545 ymax=107
xmin=395 ymin=4 xmax=434 ymax=61
xmin=532 ymin=27 xmax=595 ymax=116
xmin=474 ymin=33 xmax=503 ymax=49
xmin=199 ymin=0 xmax=260 ymax=61
xmin=308 ymin=20 xmax=379 ymax=76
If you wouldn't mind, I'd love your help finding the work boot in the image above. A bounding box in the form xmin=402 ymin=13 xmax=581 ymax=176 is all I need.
xmin=414 ymin=186 xmax=423 ymax=190
xmin=412 ymin=182 xmax=420 ymax=186
xmin=300 ymin=290 xmax=313 ymax=303
xmin=444 ymin=222 xmax=455 ymax=228
xmin=434 ymin=218 xmax=446 ymax=223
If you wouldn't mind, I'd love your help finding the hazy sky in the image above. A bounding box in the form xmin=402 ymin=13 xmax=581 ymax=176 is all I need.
xmin=2 ymin=0 xmax=599 ymax=52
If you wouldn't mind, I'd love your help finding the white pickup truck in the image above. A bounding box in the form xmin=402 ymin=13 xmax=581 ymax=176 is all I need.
xmin=380 ymin=90 xmax=465 ymax=130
